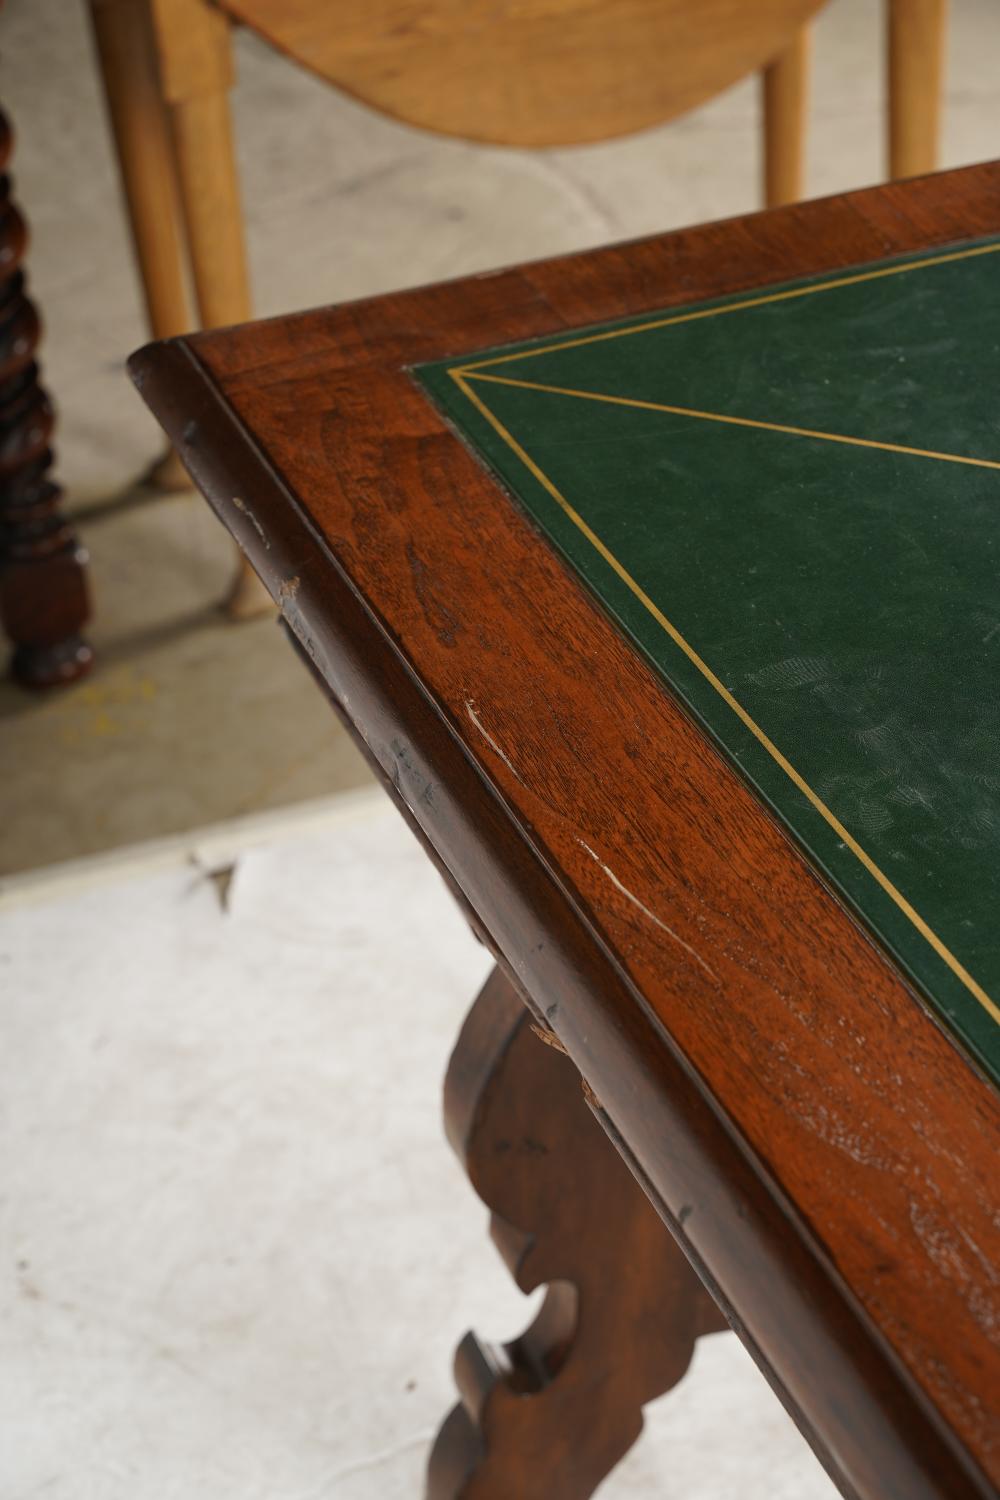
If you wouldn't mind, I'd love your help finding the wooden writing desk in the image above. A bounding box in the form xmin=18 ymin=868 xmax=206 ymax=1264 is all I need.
xmin=131 ymin=163 xmax=1000 ymax=1500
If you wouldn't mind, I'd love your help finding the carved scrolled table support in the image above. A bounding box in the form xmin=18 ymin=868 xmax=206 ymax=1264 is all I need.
xmin=429 ymin=966 xmax=728 ymax=1500
xmin=0 ymin=105 xmax=92 ymax=687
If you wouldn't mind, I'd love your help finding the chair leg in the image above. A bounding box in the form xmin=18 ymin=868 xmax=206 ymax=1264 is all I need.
xmin=761 ymin=27 xmax=811 ymax=209
xmin=170 ymin=91 xmax=269 ymax=614
xmin=167 ymin=88 xmax=251 ymax=334
xmin=887 ymin=0 xmax=949 ymax=179
xmin=150 ymin=0 xmax=271 ymax=617
xmin=88 ymin=0 xmax=192 ymax=493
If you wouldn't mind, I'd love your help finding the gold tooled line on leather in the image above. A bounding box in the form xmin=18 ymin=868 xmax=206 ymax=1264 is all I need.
xmin=451 ymin=367 xmax=1000 ymax=1029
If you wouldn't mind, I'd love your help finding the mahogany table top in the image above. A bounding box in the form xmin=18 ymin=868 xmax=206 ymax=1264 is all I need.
xmin=131 ymin=162 xmax=1000 ymax=1500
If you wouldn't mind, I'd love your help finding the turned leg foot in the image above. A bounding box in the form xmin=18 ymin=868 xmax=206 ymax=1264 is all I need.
xmin=11 ymin=629 xmax=92 ymax=689
xmin=429 ymin=966 xmax=726 ymax=1500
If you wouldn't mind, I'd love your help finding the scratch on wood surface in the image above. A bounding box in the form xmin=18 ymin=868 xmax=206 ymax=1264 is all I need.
xmin=230 ymin=495 xmax=269 ymax=548
xmin=909 ymin=1201 xmax=999 ymax=1335
xmin=277 ymin=575 xmax=300 ymax=606
xmin=576 ymin=838 xmax=718 ymax=983
xmin=465 ymin=698 xmax=525 ymax=783
xmin=581 ymin=1076 xmax=603 ymax=1112
xmin=530 ymin=1021 xmax=569 ymax=1054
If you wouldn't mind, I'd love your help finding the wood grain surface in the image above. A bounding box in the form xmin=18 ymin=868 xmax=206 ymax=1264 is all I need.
xmin=428 ymin=964 xmax=727 ymax=1498
xmin=130 ymin=164 xmax=1000 ymax=1500
xmin=215 ymin=0 xmax=825 ymax=147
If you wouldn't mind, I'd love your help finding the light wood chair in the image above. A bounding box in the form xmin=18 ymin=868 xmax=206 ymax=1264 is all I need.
xmin=87 ymin=0 xmax=949 ymax=617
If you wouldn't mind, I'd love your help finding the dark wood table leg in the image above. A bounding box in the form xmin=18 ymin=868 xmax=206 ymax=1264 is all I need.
xmin=0 ymin=103 xmax=92 ymax=687
xmin=428 ymin=966 xmax=727 ymax=1500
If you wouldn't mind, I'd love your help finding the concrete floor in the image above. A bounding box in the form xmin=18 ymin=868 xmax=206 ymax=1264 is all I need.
xmin=2 ymin=0 xmax=999 ymax=876
xmin=0 ymin=798 xmax=840 ymax=1499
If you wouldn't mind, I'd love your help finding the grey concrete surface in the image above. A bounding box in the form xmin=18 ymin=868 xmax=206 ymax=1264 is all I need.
xmin=0 ymin=797 xmax=840 ymax=1499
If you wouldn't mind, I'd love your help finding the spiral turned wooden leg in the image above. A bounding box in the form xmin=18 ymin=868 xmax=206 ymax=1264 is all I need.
xmin=429 ymin=967 xmax=727 ymax=1500
xmin=0 ymin=106 xmax=92 ymax=687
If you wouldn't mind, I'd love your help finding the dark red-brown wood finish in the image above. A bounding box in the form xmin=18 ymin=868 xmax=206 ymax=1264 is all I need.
xmin=429 ymin=964 xmax=728 ymax=1498
xmin=0 ymin=104 xmax=92 ymax=686
xmin=131 ymin=164 xmax=1000 ymax=1500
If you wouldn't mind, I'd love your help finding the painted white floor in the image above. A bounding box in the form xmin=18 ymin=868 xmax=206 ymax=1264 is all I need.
xmin=0 ymin=798 xmax=839 ymax=1498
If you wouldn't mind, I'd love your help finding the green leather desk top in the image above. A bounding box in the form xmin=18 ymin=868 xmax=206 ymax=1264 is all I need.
xmin=416 ymin=237 xmax=1000 ymax=1089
